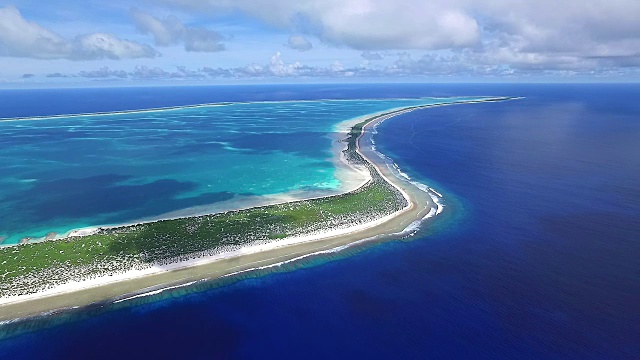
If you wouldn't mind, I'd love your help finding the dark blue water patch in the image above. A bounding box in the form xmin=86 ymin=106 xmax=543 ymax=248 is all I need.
xmin=0 ymin=297 xmax=244 ymax=359
xmin=371 ymin=86 xmax=640 ymax=358
xmin=0 ymin=174 xmax=235 ymax=231
xmin=167 ymin=141 xmax=227 ymax=156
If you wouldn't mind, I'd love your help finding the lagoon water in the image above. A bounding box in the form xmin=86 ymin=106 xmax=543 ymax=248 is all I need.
xmin=0 ymin=84 xmax=638 ymax=359
xmin=0 ymin=94 xmax=469 ymax=244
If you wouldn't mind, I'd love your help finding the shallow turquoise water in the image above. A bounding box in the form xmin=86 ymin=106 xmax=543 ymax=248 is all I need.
xmin=0 ymin=97 xmax=476 ymax=245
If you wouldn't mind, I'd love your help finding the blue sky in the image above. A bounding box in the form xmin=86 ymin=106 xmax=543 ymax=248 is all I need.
xmin=1 ymin=0 xmax=640 ymax=87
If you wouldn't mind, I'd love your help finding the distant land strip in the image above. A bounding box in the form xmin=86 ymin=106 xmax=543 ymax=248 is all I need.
xmin=0 ymin=96 xmax=509 ymax=122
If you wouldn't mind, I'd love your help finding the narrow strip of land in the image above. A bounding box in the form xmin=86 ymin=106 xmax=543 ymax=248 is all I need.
xmin=0 ymin=97 xmax=512 ymax=322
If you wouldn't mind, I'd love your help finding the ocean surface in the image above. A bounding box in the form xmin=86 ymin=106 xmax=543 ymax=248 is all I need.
xmin=0 ymin=84 xmax=638 ymax=359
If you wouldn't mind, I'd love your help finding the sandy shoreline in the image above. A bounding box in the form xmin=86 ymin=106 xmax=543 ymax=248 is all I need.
xmin=0 ymin=98 xmax=509 ymax=322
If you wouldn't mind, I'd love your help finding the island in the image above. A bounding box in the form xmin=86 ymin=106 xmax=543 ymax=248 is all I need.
xmin=0 ymin=97 xmax=513 ymax=321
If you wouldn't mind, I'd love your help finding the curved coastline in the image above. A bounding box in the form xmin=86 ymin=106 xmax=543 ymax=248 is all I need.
xmin=0 ymin=96 xmax=514 ymax=322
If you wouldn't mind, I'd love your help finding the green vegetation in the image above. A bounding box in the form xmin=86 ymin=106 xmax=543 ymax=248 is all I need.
xmin=0 ymin=107 xmax=411 ymax=298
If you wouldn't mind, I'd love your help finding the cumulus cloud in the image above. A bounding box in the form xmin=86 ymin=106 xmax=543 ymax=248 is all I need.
xmin=201 ymin=52 xmax=354 ymax=78
xmin=361 ymin=51 xmax=383 ymax=60
xmin=158 ymin=0 xmax=640 ymax=71
xmin=46 ymin=72 xmax=71 ymax=78
xmin=76 ymin=66 xmax=205 ymax=80
xmin=0 ymin=6 xmax=157 ymax=60
xmin=463 ymin=0 xmax=640 ymax=71
xmin=198 ymin=52 xmax=494 ymax=79
xmin=268 ymin=51 xmax=302 ymax=76
xmin=0 ymin=6 xmax=71 ymax=59
xmin=49 ymin=44 xmax=640 ymax=83
xmin=157 ymin=0 xmax=480 ymax=50
xmin=131 ymin=65 xmax=205 ymax=79
xmin=286 ymin=35 xmax=312 ymax=51
xmin=79 ymin=67 xmax=128 ymax=78
xmin=329 ymin=61 xmax=344 ymax=72
xmin=72 ymin=33 xmax=158 ymax=60
xmin=131 ymin=8 xmax=225 ymax=52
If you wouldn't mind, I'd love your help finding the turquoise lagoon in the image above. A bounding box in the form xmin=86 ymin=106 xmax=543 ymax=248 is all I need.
xmin=0 ymin=97 xmax=478 ymax=245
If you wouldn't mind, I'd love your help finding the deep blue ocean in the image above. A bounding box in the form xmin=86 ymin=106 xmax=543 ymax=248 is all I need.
xmin=0 ymin=84 xmax=638 ymax=359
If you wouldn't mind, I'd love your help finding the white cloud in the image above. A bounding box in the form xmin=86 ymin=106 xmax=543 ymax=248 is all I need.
xmin=130 ymin=8 xmax=181 ymax=46
xmin=73 ymin=33 xmax=158 ymax=60
xmin=76 ymin=65 xmax=206 ymax=80
xmin=0 ymin=6 xmax=157 ymax=60
xmin=157 ymin=0 xmax=480 ymax=50
xmin=286 ymin=35 xmax=312 ymax=51
xmin=204 ymin=52 xmax=355 ymax=78
xmin=130 ymin=66 xmax=175 ymax=79
xmin=131 ymin=8 xmax=225 ymax=52
xmin=268 ymin=51 xmax=302 ymax=76
xmin=46 ymin=72 xmax=71 ymax=78
xmin=330 ymin=61 xmax=344 ymax=72
xmin=79 ymin=67 xmax=128 ymax=78
xmin=361 ymin=51 xmax=383 ymax=60
xmin=157 ymin=0 xmax=640 ymax=70
xmin=0 ymin=6 xmax=70 ymax=59
xmin=52 ymin=48 xmax=640 ymax=83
